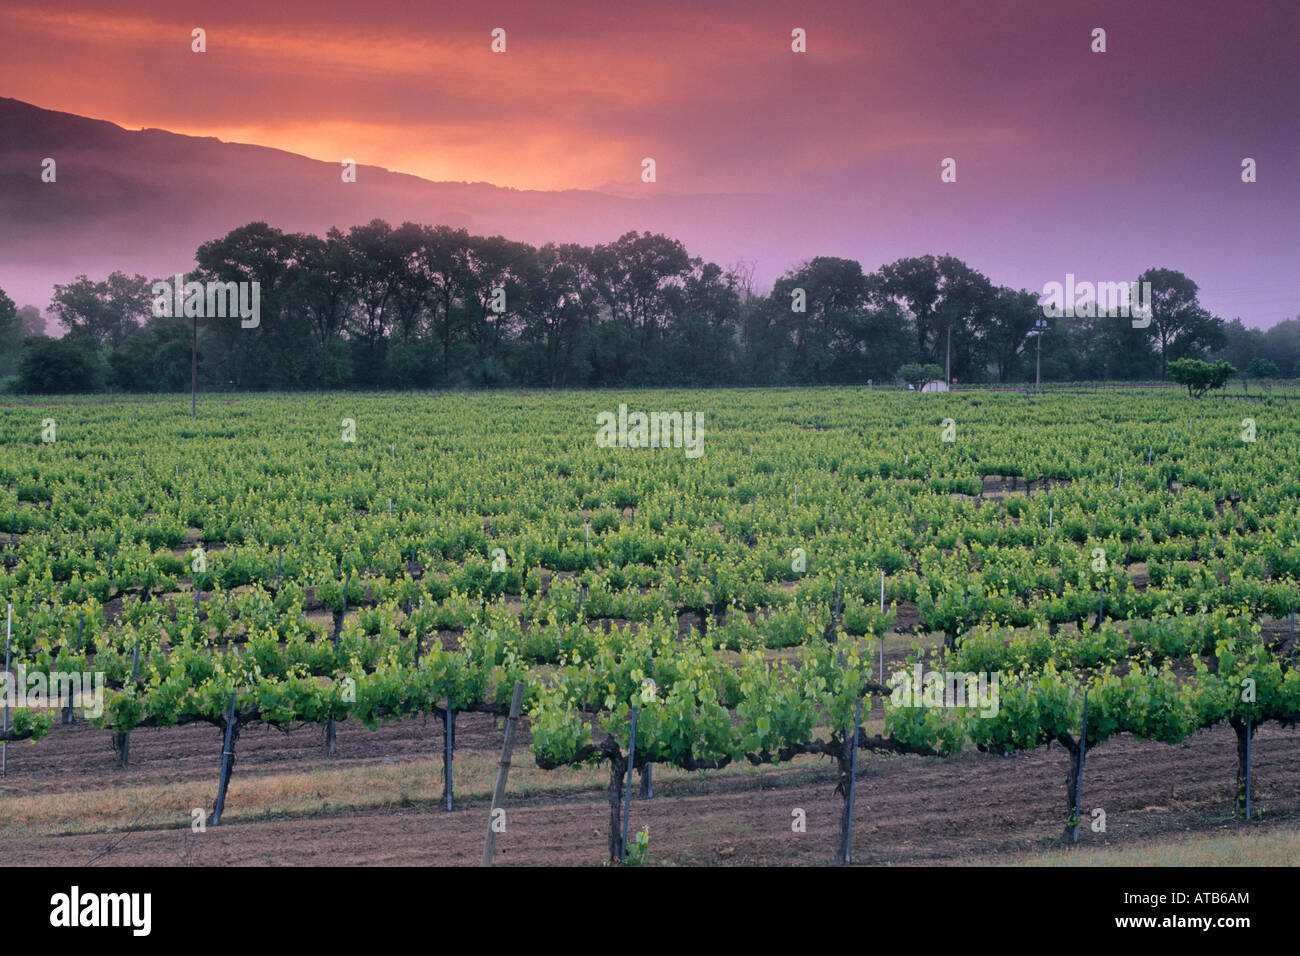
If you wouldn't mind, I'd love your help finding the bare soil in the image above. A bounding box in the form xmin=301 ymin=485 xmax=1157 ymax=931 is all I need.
xmin=0 ymin=711 xmax=1294 ymax=867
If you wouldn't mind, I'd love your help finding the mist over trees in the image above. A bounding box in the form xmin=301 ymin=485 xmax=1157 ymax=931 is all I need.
xmin=3 ymin=219 xmax=1291 ymax=394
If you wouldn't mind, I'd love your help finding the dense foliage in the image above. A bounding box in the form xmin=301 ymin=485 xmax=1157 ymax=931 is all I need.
xmin=7 ymin=222 xmax=1294 ymax=393
xmin=1 ymin=387 xmax=1296 ymax=857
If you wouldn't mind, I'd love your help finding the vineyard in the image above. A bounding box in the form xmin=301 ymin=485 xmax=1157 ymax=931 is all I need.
xmin=1 ymin=387 xmax=1298 ymax=865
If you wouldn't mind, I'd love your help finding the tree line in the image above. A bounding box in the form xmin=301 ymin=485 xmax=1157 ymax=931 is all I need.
xmin=3 ymin=219 xmax=1296 ymax=393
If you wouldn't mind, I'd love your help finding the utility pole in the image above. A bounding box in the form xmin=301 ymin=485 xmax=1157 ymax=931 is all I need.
xmin=945 ymin=323 xmax=952 ymax=384
xmin=191 ymin=309 xmax=197 ymax=419
xmin=1033 ymin=318 xmax=1048 ymax=391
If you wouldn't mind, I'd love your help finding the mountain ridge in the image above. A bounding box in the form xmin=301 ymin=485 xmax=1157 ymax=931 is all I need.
xmin=1 ymin=96 xmax=800 ymax=311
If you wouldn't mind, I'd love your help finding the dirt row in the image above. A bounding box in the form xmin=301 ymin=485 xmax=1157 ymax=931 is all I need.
xmin=0 ymin=710 xmax=1295 ymax=866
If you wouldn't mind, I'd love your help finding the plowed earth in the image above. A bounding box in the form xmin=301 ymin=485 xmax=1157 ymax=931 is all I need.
xmin=1 ymin=711 xmax=1294 ymax=866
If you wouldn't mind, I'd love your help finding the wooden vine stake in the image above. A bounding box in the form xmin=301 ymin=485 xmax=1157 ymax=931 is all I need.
xmin=64 ymin=616 xmax=85 ymax=724
xmin=483 ymin=681 xmax=526 ymax=866
xmin=879 ymin=571 xmax=886 ymax=684
xmin=212 ymin=692 xmax=239 ymax=826
xmin=1069 ymin=690 xmax=1088 ymax=844
xmin=619 ymin=705 xmax=640 ymax=864
xmin=119 ymin=641 xmax=141 ymax=767
xmin=641 ymin=649 xmax=657 ymax=799
xmin=2 ymin=604 xmax=9 ymax=777
xmin=442 ymin=695 xmax=455 ymax=811
xmin=1244 ymin=720 xmax=1253 ymax=820
xmin=326 ymin=570 xmax=349 ymax=756
xmin=839 ymin=697 xmax=863 ymax=865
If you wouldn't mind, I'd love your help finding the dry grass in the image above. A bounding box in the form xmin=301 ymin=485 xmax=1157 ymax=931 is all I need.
xmin=1008 ymin=827 xmax=1300 ymax=866
xmin=0 ymin=753 xmax=597 ymax=838
xmin=0 ymin=748 xmax=834 ymax=840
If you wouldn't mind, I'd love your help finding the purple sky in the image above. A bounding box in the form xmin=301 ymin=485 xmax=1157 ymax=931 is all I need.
xmin=0 ymin=0 xmax=1296 ymax=326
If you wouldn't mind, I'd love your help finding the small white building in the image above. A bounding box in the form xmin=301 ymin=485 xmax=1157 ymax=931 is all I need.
xmin=920 ymin=380 xmax=949 ymax=393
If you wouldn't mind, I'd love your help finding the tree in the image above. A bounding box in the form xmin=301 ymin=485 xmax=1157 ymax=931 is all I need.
xmin=1215 ymin=318 xmax=1264 ymax=374
xmin=414 ymin=224 xmax=476 ymax=382
xmin=664 ymin=260 xmax=744 ymax=386
xmin=195 ymin=222 xmax=308 ymax=388
xmin=1167 ymin=358 xmax=1235 ymax=397
xmin=16 ymin=218 xmax=1285 ymax=393
xmin=106 ymin=316 xmax=193 ymax=391
xmin=982 ymin=287 xmax=1043 ymax=383
xmin=1138 ymin=268 xmax=1225 ymax=378
xmin=873 ymin=256 xmax=942 ymax=360
xmin=732 ymin=294 xmax=780 ymax=385
xmin=0 ymin=288 xmax=17 ymax=328
xmin=872 ymin=255 xmax=996 ymax=381
xmin=1090 ymin=309 xmax=1160 ymax=380
xmin=1242 ymin=357 xmax=1279 ymax=393
xmin=900 ymin=363 xmax=944 ymax=391
xmin=460 ymin=233 xmax=533 ymax=384
xmin=516 ymin=242 xmax=599 ymax=388
xmin=931 ymin=256 xmax=997 ymax=382
xmin=344 ymin=219 xmax=409 ymax=385
xmin=49 ymin=272 xmax=152 ymax=348
xmin=590 ymin=232 xmax=693 ymax=384
xmin=289 ymin=228 xmax=360 ymax=347
xmin=773 ymin=257 xmax=872 ymax=383
xmin=17 ymin=336 xmax=105 ymax=393
xmin=1261 ymin=318 xmax=1300 ymax=378
xmin=1247 ymin=357 xmax=1279 ymax=380
xmin=0 ymin=288 xmax=19 ymax=377
xmin=17 ymin=305 xmax=46 ymax=338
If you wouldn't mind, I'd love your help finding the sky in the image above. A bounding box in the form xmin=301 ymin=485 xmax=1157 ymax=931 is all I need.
xmin=0 ymin=0 xmax=1296 ymax=326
